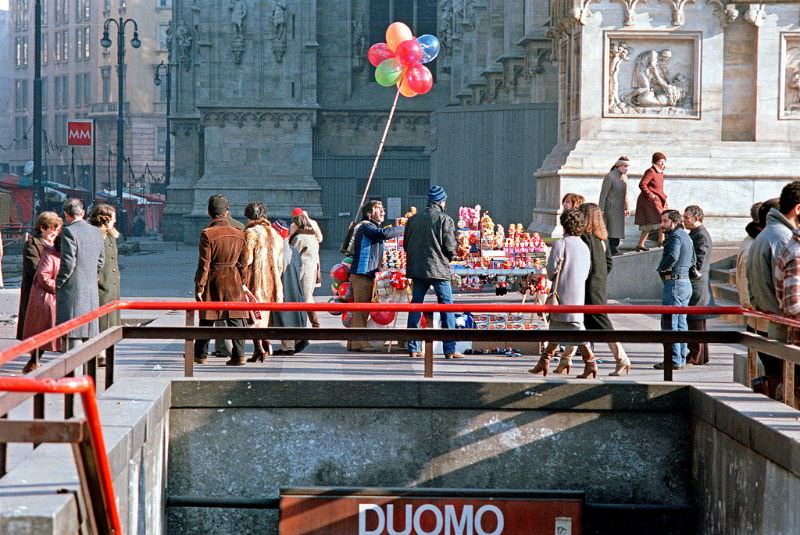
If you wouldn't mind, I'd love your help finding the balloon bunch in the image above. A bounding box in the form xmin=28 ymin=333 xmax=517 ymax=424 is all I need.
xmin=368 ymin=22 xmax=440 ymax=97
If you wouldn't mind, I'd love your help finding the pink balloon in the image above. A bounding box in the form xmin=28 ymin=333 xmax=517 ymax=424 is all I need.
xmin=395 ymin=39 xmax=423 ymax=66
xmin=405 ymin=64 xmax=433 ymax=95
xmin=368 ymin=42 xmax=394 ymax=68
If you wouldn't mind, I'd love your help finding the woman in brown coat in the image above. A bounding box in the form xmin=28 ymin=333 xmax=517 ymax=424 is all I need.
xmin=242 ymin=202 xmax=284 ymax=361
xmin=21 ymin=212 xmax=63 ymax=373
xmin=634 ymin=152 xmax=668 ymax=251
xmin=89 ymin=204 xmax=121 ymax=331
xmin=17 ymin=223 xmax=48 ymax=341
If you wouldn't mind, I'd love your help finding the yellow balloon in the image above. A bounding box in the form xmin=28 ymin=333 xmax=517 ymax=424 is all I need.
xmin=397 ymin=76 xmax=418 ymax=98
xmin=386 ymin=22 xmax=414 ymax=52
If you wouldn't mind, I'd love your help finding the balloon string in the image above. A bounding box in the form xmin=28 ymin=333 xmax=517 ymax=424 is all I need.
xmin=355 ymin=86 xmax=402 ymax=220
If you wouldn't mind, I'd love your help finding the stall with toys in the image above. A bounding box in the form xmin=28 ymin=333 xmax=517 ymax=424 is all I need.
xmin=327 ymin=203 xmax=554 ymax=356
xmin=450 ymin=205 xmax=549 ymax=296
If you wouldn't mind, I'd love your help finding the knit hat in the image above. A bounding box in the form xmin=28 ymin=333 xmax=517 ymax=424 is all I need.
xmin=428 ymin=185 xmax=447 ymax=204
xmin=614 ymin=156 xmax=630 ymax=168
xmin=291 ymin=207 xmax=304 ymax=218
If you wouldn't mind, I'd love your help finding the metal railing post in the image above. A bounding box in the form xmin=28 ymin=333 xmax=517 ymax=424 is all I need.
xmin=423 ymin=312 xmax=434 ymax=378
xmin=105 ymin=344 xmax=115 ymax=390
xmin=184 ymin=310 xmax=195 ymax=377
xmin=33 ymin=393 xmax=45 ymax=448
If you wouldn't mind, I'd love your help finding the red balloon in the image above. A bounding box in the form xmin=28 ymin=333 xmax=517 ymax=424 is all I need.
xmin=370 ymin=310 xmax=396 ymax=326
xmin=341 ymin=311 xmax=353 ymax=328
xmin=329 ymin=263 xmax=350 ymax=283
xmin=337 ymin=282 xmax=352 ymax=302
xmin=368 ymin=42 xmax=394 ymax=68
xmin=395 ymin=39 xmax=423 ymax=66
xmin=405 ymin=64 xmax=433 ymax=95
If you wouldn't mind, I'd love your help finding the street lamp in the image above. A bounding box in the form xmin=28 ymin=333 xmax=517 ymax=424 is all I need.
xmin=100 ymin=17 xmax=140 ymax=220
xmin=153 ymin=60 xmax=171 ymax=187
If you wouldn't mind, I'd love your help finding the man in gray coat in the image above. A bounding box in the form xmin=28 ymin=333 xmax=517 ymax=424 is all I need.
xmin=404 ymin=185 xmax=460 ymax=359
xmin=56 ymin=198 xmax=105 ymax=347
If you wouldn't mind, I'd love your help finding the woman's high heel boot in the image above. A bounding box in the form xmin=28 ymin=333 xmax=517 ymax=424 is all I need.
xmin=553 ymin=355 xmax=572 ymax=375
xmin=528 ymin=355 xmax=552 ymax=376
xmin=609 ymin=356 xmax=631 ymax=376
xmin=576 ymin=346 xmax=598 ymax=379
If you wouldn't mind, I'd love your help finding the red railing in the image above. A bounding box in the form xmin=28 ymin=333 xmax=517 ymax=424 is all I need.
xmin=0 ymin=375 xmax=121 ymax=535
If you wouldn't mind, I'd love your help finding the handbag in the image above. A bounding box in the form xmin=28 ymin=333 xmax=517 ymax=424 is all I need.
xmin=243 ymin=287 xmax=262 ymax=321
xmin=689 ymin=249 xmax=702 ymax=281
xmin=545 ymin=243 xmax=566 ymax=307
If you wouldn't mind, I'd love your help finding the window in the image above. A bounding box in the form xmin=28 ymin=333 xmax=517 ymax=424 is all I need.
xmin=62 ymin=75 xmax=69 ymax=109
xmin=42 ymin=0 xmax=49 ymax=26
xmin=15 ymin=36 xmax=29 ymax=67
xmin=55 ymin=0 xmax=68 ymax=25
xmin=15 ymin=116 xmax=29 ymax=148
xmin=369 ymin=0 xmax=437 ymax=46
xmin=83 ymin=0 xmax=91 ymax=20
xmin=55 ymin=30 xmax=68 ymax=63
xmin=101 ymin=65 xmax=110 ymax=103
xmin=42 ymin=77 xmax=48 ymax=110
xmin=83 ymin=27 xmax=91 ymax=60
xmin=157 ymin=0 xmax=171 ymax=8
xmin=83 ymin=72 xmax=91 ymax=107
xmin=75 ymin=73 xmax=82 ymax=106
xmin=155 ymin=126 xmax=166 ymax=157
xmin=75 ymin=27 xmax=83 ymax=61
xmin=15 ymin=0 xmax=30 ymax=30
xmin=103 ymin=0 xmax=109 ymax=15
xmin=15 ymin=80 xmax=28 ymax=112
xmin=75 ymin=0 xmax=90 ymax=21
xmin=54 ymin=76 xmax=61 ymax=109
xmin=158 ymin=23 xmax=170 ymax=50
xmin=42 ymin=33 xmax=49 ymax=64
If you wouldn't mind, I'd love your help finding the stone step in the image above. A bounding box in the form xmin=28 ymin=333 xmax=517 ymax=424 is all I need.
xmin=711 ymin=282 xmax=741 ymax=305
xmin=710 ymin=267 xmax=736 ymax=285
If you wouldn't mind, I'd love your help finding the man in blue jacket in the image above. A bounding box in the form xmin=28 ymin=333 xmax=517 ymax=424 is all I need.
xmin=348 ymin=200 xmax=403 ymax=351
xmin=404 ymin=185 xmax=460 ymax=359
xmin=655 ymin=209 xmax=694 ymax=370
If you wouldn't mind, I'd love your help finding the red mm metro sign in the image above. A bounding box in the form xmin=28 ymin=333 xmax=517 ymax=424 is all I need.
xmin=67 ymin=120 xmax=94 ymax=146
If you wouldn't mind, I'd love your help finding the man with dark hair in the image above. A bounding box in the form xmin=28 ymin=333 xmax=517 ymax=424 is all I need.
xmin=405 ymin=185 xmax=460 ymax=359
xmin=683 ymin=205 xmax=713 ymax=365
xmin=347 ymin=199 xmax=402 ymax=351
xmin=56 ymin=198 xmax=105 ymax=349
xmin=749 ymin=181 xmax=800 ymax=396
xmin=655 ymin=209 xmax=694 ymax=370
xmin=194 ymin=194 xmax=249 ymax=365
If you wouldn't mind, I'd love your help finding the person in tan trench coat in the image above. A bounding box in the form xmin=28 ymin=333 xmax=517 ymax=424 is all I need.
xmin=194 ymin=195 xmax=249 ymax=366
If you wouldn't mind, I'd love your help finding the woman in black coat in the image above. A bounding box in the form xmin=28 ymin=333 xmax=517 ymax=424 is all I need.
xmin=556 ymin=203 xmax=631 ymax=376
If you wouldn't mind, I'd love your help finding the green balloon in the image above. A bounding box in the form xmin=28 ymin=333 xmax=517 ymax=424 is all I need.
xmin=375 ymin=58 xmax=403 ymax=87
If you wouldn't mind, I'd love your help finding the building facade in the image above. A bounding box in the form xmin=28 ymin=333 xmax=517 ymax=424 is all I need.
xmin=0 ymin=8 xmax=13 ymax=175
xmin=6 ymin=0 xmax=171 ymax=197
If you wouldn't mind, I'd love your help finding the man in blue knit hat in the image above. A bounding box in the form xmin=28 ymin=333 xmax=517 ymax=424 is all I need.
xmin=404 ymin=185 xmax=462 ymax=359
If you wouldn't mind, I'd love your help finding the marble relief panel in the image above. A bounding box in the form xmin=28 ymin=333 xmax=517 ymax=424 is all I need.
xmin=604 ymin=31 xmax=701 ymax=119
xmin=780 ymin=33 xmax=800 ymax=119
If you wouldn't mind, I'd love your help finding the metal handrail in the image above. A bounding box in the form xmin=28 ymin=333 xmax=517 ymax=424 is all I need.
xmin=0 ymin=376 xmax=121 ymax=535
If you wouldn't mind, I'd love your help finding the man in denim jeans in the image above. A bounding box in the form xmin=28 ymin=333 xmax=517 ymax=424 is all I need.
xmin=404 ymin=185 xmax=460 ymax=359
xmin=655 ymin=209 xmax=694 ymax=370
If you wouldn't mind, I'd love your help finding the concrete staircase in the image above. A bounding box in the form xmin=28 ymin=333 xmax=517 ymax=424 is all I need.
xmin=709 ymin=254 xmax=743 ymax=324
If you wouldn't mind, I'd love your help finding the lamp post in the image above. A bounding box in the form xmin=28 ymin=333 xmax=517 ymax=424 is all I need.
xmin=153 ymin=61 xmax=171 ymax=187
xmin=100 ymin=17 xmax=140 ymax=219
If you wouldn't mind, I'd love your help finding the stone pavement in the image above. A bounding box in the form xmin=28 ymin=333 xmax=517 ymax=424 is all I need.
xmin=0 ymin=239 xmax=743 ymax=383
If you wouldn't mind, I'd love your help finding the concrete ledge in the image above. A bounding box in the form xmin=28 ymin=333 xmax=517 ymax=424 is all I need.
xmin=170 ymin=379 xmax=690 ymax=412
xmin=0 ymin=378 xmax=171 ymax=535
xmin=690 ymin=383 xmax=800 ymax=478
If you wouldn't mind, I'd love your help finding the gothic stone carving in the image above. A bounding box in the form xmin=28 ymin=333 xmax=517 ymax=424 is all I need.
xmin=618 ymin=0 xmax=643 ymax=27
xmin=663 ymin=0 xmax=694 ymax=27
xmin=271 ymin=0 xmax=288 ymax=63
xmin=604 ymin=32 xmax=701 ymax=118
xmin=202 ymin=110 xmax=315 ymax=129
xmin=229 ymin=0 xmax=247 ymax=64
xmin=709 ymin=0 xmax=739 ymax=26
xmin=743 ymin=4 xmax=766 ymax=27
xmin=169 ymin=22 xmax=194 ymax=71
xmin=781 ymin=34 xmax=800 ymax=119
xmin=352 ymin=17 xmax=367 ymax=72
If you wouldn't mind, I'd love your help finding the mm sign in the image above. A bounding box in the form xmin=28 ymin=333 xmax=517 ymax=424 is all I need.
xmin=279 ymin=488 xmax=583 ymax=535
xmin=67 ymin=120 xmax=94 ymax=146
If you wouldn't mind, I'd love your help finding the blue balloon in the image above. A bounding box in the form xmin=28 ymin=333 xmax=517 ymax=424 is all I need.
xmin=417 ymin=34 xmax=440 ymax=64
